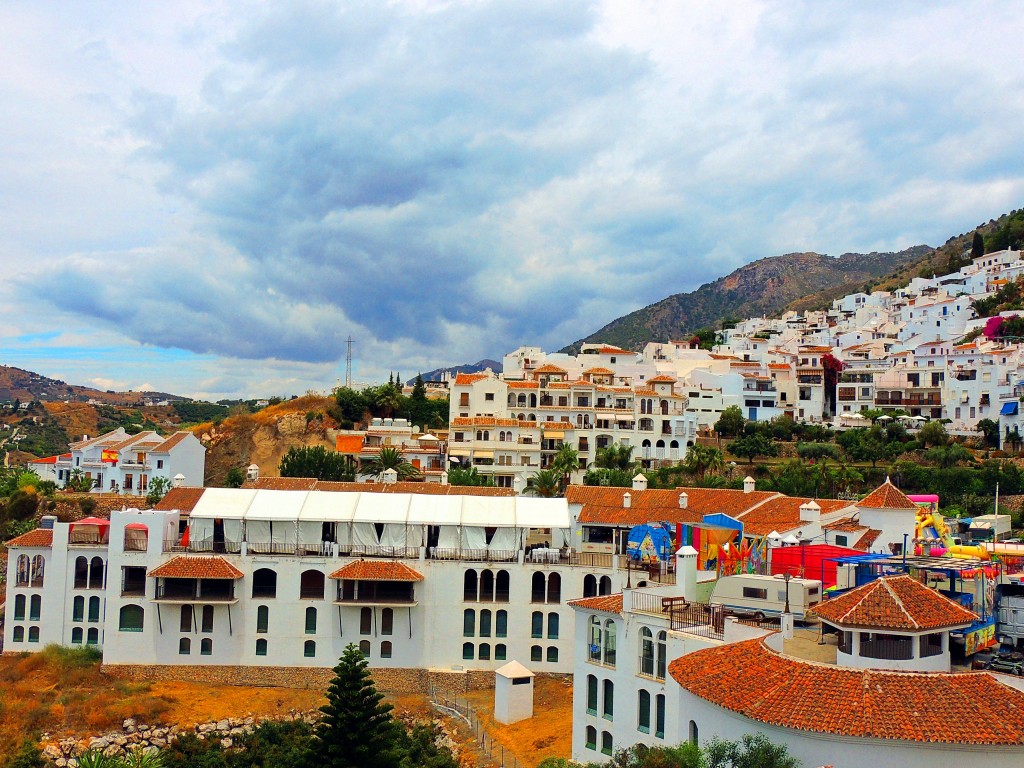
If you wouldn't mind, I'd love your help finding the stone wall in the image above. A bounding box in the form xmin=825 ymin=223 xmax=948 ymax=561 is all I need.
xmin=101 ymin=663 xmax=500 ymax=695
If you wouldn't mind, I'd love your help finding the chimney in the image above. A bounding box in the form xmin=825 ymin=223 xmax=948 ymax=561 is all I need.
xmin=440 ymin=470 xmax=449 ymax=486
xmin=678 ymin=491 xmax=688 ymax=509
xmin=622 ymin=492 xmax=631 ymax=509
xmin=246 ymin=464 xmax=260 ymax=482
xmin=799 ymin=500 xmax=821 ymax=523
xmin=675 ymin=545 xmax=699 ymax=602
xmin=632 ymin=473 xmax=648 ymax=491
xmin=382 ymin=468 xmax=399 ymax=485
xmin=172 ymin=473 xmax=185 ymax=488
xmin=743 ymin=476 xmax=755 ymax=494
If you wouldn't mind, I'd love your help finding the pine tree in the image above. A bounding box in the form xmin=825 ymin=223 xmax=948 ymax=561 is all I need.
xmin=971 ymin=230 xmax=985 ymax=258
xmin=312 ymin=645 xmax=401 ymax=768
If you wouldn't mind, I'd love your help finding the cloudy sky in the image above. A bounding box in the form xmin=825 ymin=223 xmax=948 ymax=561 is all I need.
xmin=2 ymin=1 xmax=1024 ymax=399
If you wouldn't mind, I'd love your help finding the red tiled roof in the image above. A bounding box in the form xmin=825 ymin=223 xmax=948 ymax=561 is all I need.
xmin=567 ymin=486 xmax=778 ymax=526
xmin=5 ymin=528 xmax=53 ymax=548
xmin=568 ymin=594 xmax=623 ymax=614
xmin=647 ymin=374 xmax=677 ymax=383
xmin=242 ymin=477 xmax=318 ymax=491
xmin=154 ymin=486 xmax=206 ymax=512
xmin=858 ymin=480 xmax=917 ymax=510
xmin=454 ymin=373 xmax=489 ymax=386
xmin=670 ymin=637 xmax=1024 ymax=745
xmin=533 ymin=364 xmax=567 ymax=374
xmin=335 ymin=435 xmax=365 ymax=454
xmin=329 ymin=560 xmax=424 ymax=581
xmin=810 ymin=575 xmax=977 ymax=630
xmin=506 ymin=380 xmax=539 ymax=389
xmin=583 ymin=367 xmax=614 ymax=375
xmin=822 ymin=516 xmax=864 ymax=532
xmin=597 ymin=346 xmax=631 ymax=354
xmin=29 ymin=455 xmax=60 ymax=464
xmin=854 ymin=528 xmax=882 ymax=550
xmin=737 ymin=497 xmax=852 ymax=536
xmin=235 ymin=478 xmax=514 ymax=496
xmin=148 ymin=556 xmax=243 ymax=579
xmin=152 ymin=431 xmax=192 ymax=453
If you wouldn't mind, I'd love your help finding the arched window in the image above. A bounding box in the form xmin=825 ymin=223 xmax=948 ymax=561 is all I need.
xmin=586 ymin=674 xmax=598 ymax=714
xmin=496 ymin=610 xmax=508 ymax=638
xmin=583 ymin=574 xmax=597 ymax=597
xmin=252 ymin=568 xmax=277 ymax=599
xmin=656 ymin=439 xmax=665 ymax=449
xmin=74 ymin=557 xmax=88 ymax=589
xmin=496 ymin=570 xmax=510 ymax=602
xmin=464 ymin=609 xmax=476 ymax=637
xmin=300 ymin=570 xmax=325 ymax=599
xmin=381 ymin=641 xmax=392 ymax=659
xmin=89 ymin=557 xmax=104 ymax=589
xmin=640 ymin=627 xmax=654 ymax=676
xmin=480 ymin=609 xmax=492 ymax=637
xmin=531 ymin=572 xmax=546 ymax=603
xmin=602 ymin=680 xmax=614 ymax=720
xmin=478 ymin=643 xmax=491 ymax=661
xmin=179 ymin=637 xmax=191 ymax=654
xmin=86 ymin=628 xmax=98 ymax=645
xmin=529 ymin=394 xmax=537 ymax=408
xmin=180 ymin=605 xmax=192 ymax=632
xmin=670 ymin=440 xmax=679 ymax=449
xmin=480 ymin=569 xmax=495 ymax=602
xmin=88 ymin=596 xmax=101 ymax=623
xmin=28 ymin=625 xmax=39 ymax=643
xmin=530 ymin=645 xmax=542 ymax=662
xmin=304 ymin=640 xmax=316 ymax=658
xmin=585 ymin=725 xmax=597 ymax=750
xmin=71 ymin=627 xmax=83 ymax=644
xmin=638 ymin=690 xmax=651 ymax=733
xmin=547 ymin=572 xmax=561 ymax=604
xmin=495 ymin=643 xmax=506 ymax=661
xmin=588 ymin=616 xmax=602 ymax=662
xmin=118 ymin=604 xmax=144 ymax=632
xmin=13 ymin=594 xmax=25 ymax=621
xmin=256 ymin=605 xmax=269 ymax=633
xmin=599 ymin=575 xmax=612 ymax=595
xmin=360 ymin=607 xmax=372 ymax=635
xmin=462 ymin=642 xmax=474 ymax=660
xmin=381 ymin=608 xmax=393 ymax=636
xmin=359 ymin=640 xmax=371 ymax=657
xmin=687 ymin=717 xmax=697 ymax=745
xmin=30 ymin=555 xmax=44 ymax=587
xmin=660 ymin=400 xmax=668 ymax=415
xmin=547 ymin=612 xmax=559 ymax=639
xmin=73 ymin=596 xmax=84 ymax=622
xmin=531 ymin=611 xmax=543 ymax=638
xmin=16 ymin=554 xmax=29 ymax=585
xmin=657 ymin=696 xmax=667 ymax=739
xmin=601 ymin=731 xmax=612 ymax=756
xmin=202 ymin=605 xmax=214 ymax=633
xmin=305 ymin=607 xmax=317 ymax=634
xmin=201 ymin=638 xmax=212 ymax=656
xmin=255 ymin=638 xmax=268 ymax=656
xmin=12 ymin=626 xmax=24 ymax=643
xmin=656 ymin=630 xmax=667 ymax=680
xmin=29 ymin=594 xmax=41 ymax=621
xmin=463 ymin=569 xmax=478 ymax=601
xmin=546 ymin=646 xmax=558 ymax=663
xmin=603 ymin=620 xmax=616 ymax=667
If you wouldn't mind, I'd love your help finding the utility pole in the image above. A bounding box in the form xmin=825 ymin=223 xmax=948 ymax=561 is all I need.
xmin=345 ymin=336 xmax=354 ymax=388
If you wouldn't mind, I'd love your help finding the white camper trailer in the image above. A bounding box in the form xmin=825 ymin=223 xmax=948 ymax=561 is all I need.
xmin=709 ymin=574 xmax=823 ymax=620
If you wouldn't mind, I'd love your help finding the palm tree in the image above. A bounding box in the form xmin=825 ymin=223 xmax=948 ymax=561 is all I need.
xmin=551 ymin=443 xmax=580 ymax=489
xmin=526 ymin=468 xmax=562 ymax=498
xmin=594 ymin=443 xmax=635 ymax=472
xmin=683 ymin=444 xmax=725 ymax=480
xmin=362 ymin=446 xmax=420 ymax=481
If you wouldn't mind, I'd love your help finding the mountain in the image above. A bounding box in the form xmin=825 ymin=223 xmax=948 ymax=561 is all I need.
xmin=560 ymin=247 xmax=932 ymax=353
xmin=0 ymin=365 xmax=185 ymax=405
xmin=412 ymin=359 xmax=503 ymax=384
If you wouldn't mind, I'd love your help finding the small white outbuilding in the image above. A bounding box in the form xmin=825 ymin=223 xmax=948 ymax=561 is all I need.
xmin=494 ymin=660 xmax=534 ymax=724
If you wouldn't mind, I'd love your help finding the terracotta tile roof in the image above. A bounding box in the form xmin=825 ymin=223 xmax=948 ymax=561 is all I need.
xmin=29 ymin=454 xmax=63 ymax=464
xmin=545 ymin=382 xmax=570 ymax=389
xmin=810 ymin=575 xmax=977 ymax=630
xmin=154 ymin=486 xmax=206 ymax=512
xmin=632 ymin=388 xmax=658 ymax=396
xmin=646 ymin=374 xmax=677 ymax=383
xmin=670 ymin=637 xmax=1024 ymax=745
xmin=329 ymin=560 xmax=424 ymax=581
xmin=152 ymin=432 xmax=192 ymax=453
xmin=454 ymin=373 xmax=489 ymax=386
xmin=533 ymin=364 xmax=567 ymax=374
xmin=106 ymin=432 xmax=158 ymax=451
xmin=506 ymin=380 xmax=539 ymax=389
xmin=583 ymin=367 xmax=614 ymax=375
xmin=597 ymin=346 xmax=631 ymax=354
xmin=568 ymin=486 xmax=778 ymax=526
xmin=241 ymin=477 xmax=319 ymax=491
xmin=769 ymin=363 xmax=791 ymax=370
xmin=567 ymin=594 xmax=623 ymax=614
xmin=737 ymin=497 xmax=852 ymax=536
xmin=853 ymin=528 xmax=882 ymax=550
xmin=335 ymin=434 xmax=365 ymax=454
xmin=822 ymin=516 xmax=864 ymax=532
xmin=148 ymin=556 xmax=244 ymax=579
xmin=5 ymin=528 xmax=54 ymax=547
xmin=858 ymin=480 xmax=917 ymax=510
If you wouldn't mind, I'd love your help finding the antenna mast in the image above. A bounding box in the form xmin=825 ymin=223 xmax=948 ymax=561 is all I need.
xmin=345 ymin=336 xmax=354 ymax=388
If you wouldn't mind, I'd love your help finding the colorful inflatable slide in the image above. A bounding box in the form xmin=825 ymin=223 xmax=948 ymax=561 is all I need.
xmin=911 ymin=494 xmax=990 ymax=560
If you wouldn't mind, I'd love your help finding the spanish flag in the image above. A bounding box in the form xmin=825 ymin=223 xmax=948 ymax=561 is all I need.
xmin=101 ymin=449 xmax=118 ymax=463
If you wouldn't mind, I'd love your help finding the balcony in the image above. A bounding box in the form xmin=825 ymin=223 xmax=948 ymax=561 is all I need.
xmin=336 ymin=581 xmax=416 ymax=605
xmin=154 ymin=578 xmax=236 ymax=603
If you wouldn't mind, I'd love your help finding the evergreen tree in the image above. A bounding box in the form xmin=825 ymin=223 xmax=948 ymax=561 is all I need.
xmin=971 ymin=230 xmax=984 ymax=259
xmin=313 ymin=645 xmax=401 ymax=768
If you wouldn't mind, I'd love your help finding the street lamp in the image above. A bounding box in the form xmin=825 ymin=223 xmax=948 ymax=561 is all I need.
xmin=783 ymin=572 xmax=792 ymax=615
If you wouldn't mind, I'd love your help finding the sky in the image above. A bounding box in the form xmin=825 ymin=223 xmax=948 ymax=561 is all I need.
xmin=2 ymin=1 xmax=1024 ymax=400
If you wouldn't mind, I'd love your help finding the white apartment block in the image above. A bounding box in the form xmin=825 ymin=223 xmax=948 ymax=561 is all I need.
xmin=30 ymin=428 xmax=205 ymax=495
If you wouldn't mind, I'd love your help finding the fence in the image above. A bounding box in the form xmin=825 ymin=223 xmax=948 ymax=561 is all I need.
xmin=427 ymin=688 xmax=522 ymax=768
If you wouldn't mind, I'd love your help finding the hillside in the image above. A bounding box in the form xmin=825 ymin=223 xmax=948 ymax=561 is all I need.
xmin=413 ymin=358 xmax=502 ymax=383
xmin=561 ymin=208 xmax=1023 ymax=352
xmin=561 ymin=247 xmax=931 ymax=352
xmin=0 ymin=365 xmax=184 ymax=405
